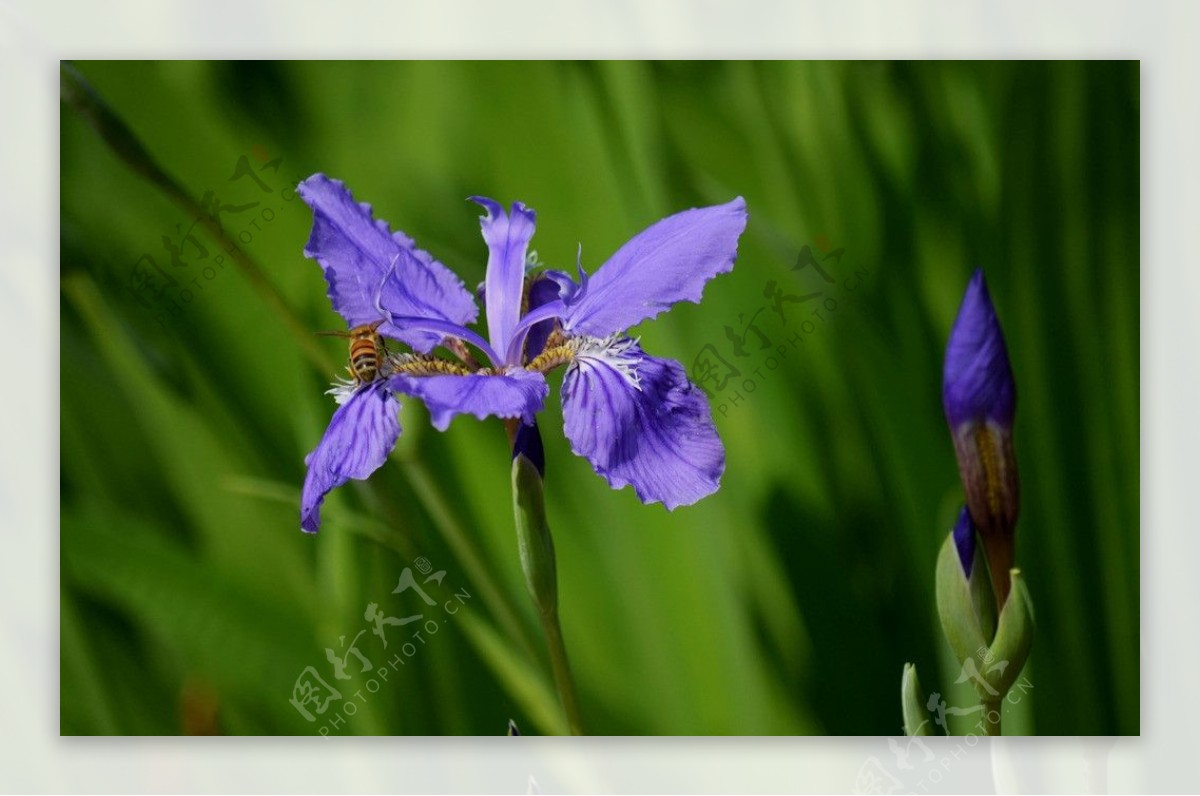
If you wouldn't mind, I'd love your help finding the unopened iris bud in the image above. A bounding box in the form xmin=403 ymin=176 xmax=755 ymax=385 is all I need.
xmin=943 ymin=269 xmax=1020 ymax=606
xmin=512 ymin=420 xmax=546 ymax=477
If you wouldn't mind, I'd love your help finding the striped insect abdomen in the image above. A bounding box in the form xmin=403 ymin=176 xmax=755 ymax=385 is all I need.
xmin=348 ymin=331 xmax=380 ymax=384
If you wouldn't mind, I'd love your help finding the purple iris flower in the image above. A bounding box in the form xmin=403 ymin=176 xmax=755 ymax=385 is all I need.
xmin=943 ymin=269 xmax=1019 ymax=601
xmin=298 ymin=174 xmax=748 ymax=533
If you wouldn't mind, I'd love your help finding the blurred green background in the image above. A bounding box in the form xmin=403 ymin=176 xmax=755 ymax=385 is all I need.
xmin=59 ymin=61 xmax=1138 ymax=736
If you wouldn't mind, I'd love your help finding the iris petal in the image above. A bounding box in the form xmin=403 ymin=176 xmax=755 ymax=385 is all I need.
xmin=298 ymin=174 xmax=478 ymax=352
xmin=388 ymin=368 xmax=548 ymax=432
xmin=379 ymin=313 xmax=503 ymax=369
xmin=301 ymin=382 xmax=401 ymax=533
xmin=472 ymin=197 xmax=536 ymax=358
xmin=561 ymin=341 xmax=724 ymax=509
xmin=562 ymin=197 xmax=747 ymax=338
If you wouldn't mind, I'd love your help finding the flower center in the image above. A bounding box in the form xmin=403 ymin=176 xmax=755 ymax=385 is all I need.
xmin=524 ymin=329 xmax=573 ymax=373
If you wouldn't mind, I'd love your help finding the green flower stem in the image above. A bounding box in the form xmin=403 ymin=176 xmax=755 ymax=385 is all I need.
xmin=539 ymin=599 xmax=585 ymax=736
xmin=981 ymin=696 xmax=1002 ymax=736
xmin=512 ymin=452 xmax=585 ymax=735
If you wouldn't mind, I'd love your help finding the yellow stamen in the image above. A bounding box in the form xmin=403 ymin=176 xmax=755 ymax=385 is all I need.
xmin=526 ymin=344 xmax=575 ymax=374
xmin=384 ymin=355 xmax=473 ymax=378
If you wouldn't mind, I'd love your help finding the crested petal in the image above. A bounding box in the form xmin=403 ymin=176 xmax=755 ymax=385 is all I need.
xmin=561 ymin=339 xmax=724 ymax=509
xmin=387 ymin=368 xmax=548 ymax=432
xmin=298 ymin=174 xmax=478 ymax=352
xmin=301 ymin=382 xmax=401 ymax=533
xmin=943 ymin=269 xmax=1016 ymax=427
xmin=472 ymin=197 xmax=536 ymax=358
xmin=562 ymin=197 xmax=747 ymax=337
xmin=523 ymin=273 xmax=565 ymax=362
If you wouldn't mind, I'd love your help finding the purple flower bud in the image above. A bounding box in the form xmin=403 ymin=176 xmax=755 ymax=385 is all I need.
xmin=943 ymin=270 xmax=1015 ymax=428
xmin=943 ymin=270 xmax=1019 ymax=604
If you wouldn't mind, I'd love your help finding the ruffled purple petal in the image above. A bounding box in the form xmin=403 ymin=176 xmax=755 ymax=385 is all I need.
xmin=561 ymin=341 xmax=724 ymax=509
xmin=943 ymin=269 xmax=1016 ymax=428
xmin=301 ymin=382 xmax=401 ymax=534
xmin=562 ymin=197 xmax=747 ymax=337
xmin=472 ymin=197 xmax=536 ymax=358
xmin=387 ymin=368 xmax=548 ymax=432
xmin=298 ymin=174 xmax=478 ymax=352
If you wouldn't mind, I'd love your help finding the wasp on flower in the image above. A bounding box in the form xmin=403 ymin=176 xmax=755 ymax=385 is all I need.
xmin=297 ymin=174 xmax=748 ymax=533
xmin=316 ymin=320 xmax=387 ymax=387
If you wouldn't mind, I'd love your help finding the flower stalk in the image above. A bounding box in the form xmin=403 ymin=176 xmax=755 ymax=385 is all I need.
xmin=511 ymin=438 xmax=584 ymax=735
xmin=980 ymin=696 xmax=1002 ymax=736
